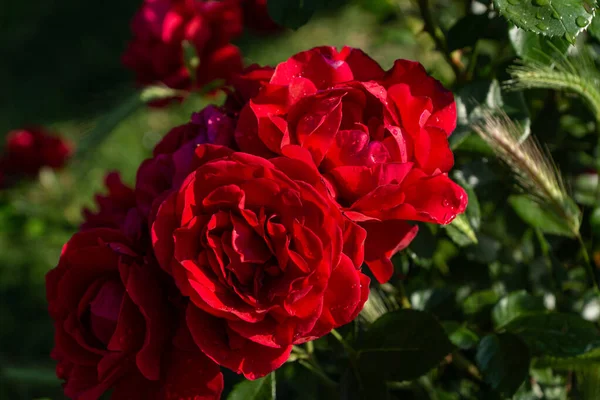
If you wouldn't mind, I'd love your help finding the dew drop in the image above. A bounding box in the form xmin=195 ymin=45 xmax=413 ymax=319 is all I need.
xmin=575 ymin=16 xmax=588 ymax=27
xmin=536 ymin=22 xmax=548 ymax=30
xmin=536 ymin=10 xmax=544 ymax=19
xmin=507 ymin=0 xmax=519 ymax=5
xmin=442 ymin=199 xmax=450 ymax=207
xmin=551 ymin=10 xmax=560 ymax=19
xmin=533 ymin=0 xmax=549 ymax=5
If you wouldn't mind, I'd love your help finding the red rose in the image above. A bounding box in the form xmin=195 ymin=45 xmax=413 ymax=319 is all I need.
xmin=242 ymin=0 xmax=283 ymax=34
xmin=224 ymin=64 xmax=276 ymax=115
xmin=150 ymin=144 xmax=369 ymax=379
xmin=122 ymin=0 xmax=243 ymax=96
xmin=136 ymin=105 xmax=235 ymax=218
xmin=46 ymin=228 xmax=223 ymax=399
xmin=2 ymin=127 xmax=72 ymax=176
xmin=81 ymin=172 xmax=140 ymax=235
xmin=234 ymin=46 xmax=467 ymax=283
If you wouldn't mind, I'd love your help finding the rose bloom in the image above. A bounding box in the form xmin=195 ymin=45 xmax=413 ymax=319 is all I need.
xmin=147 ymin=143 xmax=369 ymax=379
xmin=81 ymin=172 xmax=139 ymax=234
xmin=122 ymin=0 xmax=243 ymax=95
xmin=136 ymin=105 xmax=235 ymax=219
xmin=232 ymin=46 xmax=467 ymax=283
xmin=1 ymin=127 xmax=72 ymax=176
xmin=46 ymin=228 xmax=224 ymax=399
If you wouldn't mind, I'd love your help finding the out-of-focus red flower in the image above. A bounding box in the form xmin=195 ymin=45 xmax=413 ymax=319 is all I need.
xmin=242 ymin=0 xmax=283 ymax=34
xmin=122 ymin=0 xmax=244 ymax=98
xmin=1 ymin=127 xmax=72 ymax=177
xmin=233 ymin=46 xmax=467 ymax=283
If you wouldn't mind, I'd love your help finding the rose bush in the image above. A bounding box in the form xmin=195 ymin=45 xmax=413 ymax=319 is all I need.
xmin=232 ymin=46 xmax=467 ymax=282
xmin=149 ymin=144 xmax=369 ymax=379
xmin=122 ymin=0 xmax=243 ymax=95
xmin=47 ymin=39 xmax=470 ymax=397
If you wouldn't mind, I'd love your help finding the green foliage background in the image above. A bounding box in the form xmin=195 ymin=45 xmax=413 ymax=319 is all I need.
xmin=1 ymin=0 xmax=599 ymax=399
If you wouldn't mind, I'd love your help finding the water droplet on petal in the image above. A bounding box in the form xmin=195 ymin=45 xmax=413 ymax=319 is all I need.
xmin=576 ymin=16 xmax=588 ymax=27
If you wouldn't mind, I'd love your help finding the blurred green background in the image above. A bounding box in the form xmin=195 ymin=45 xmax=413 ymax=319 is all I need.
xmin=0 ymin=1 xmax=457 ymax=398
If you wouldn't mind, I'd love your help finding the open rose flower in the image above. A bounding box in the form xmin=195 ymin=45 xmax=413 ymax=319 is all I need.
xmin=1 ymin=127 xmax=72 ymax=177
xmin=122 ymin=0 xmax=243 ymax=97
xmin=46 ymin=228 xmax=223 ymax=399
xmin=150 ymin=144 xmax=369 ymax=379
xmin=233 ymin=46 xmax=467 ymax=283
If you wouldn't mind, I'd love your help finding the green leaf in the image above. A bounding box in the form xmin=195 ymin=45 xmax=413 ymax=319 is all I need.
xmin=443 ymin=322 xmax=481 ymax=350
xmin=228 ymin=373 xmax=276 ymax=400
xmin=463 ymin=290 xmax=500 ymax=316
xmin=494 ymin=0 xmax=596 ymax=43
xmin=509 ymin=26 xmax=570 ymax=63
xmin=476 ymin=333 xmax=531 ymax=397
xmin=358 ymin=309 xmax=453 ymax=382
xmin=509 ymin=195 xmax=576 ymax=237
xmin=577 ymin=365 xmax=600 ymax=400
xmin=492 ymin=290 xmax=545 ymax=328
xmin=445 ymin=214 xmax=478 ymax=246
xmin=447 ymin=14 xmax=508 ymax=52
xmin=267 ymin=0 xmax=318 ymax=30
xmin=534 ymin=346 xmax=600 ymax=369
xmin=504 ymin=313 xmax=600 ymax=357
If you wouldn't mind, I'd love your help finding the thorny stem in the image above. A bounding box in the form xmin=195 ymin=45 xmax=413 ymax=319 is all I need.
xmin=417 ymin=0 xmax=463 ymax=82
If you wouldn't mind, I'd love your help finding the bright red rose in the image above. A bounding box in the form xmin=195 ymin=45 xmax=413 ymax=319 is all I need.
xmin=234 ymin=46 xmax=467 ymax=283
xmin=2 ymin=127 xmax=72 ymax=176
xmin=150 ymin=144 xmax=369 ymax=379
xmin=122 ymin=0 xmax=243 ymax=96
xmin=242 ymin=0 xmax=283 ymax=34
xmin=136 ymin=105 xmax=235 ymax=218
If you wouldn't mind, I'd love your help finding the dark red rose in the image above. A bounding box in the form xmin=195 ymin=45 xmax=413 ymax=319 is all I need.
xmin=46 ymin=228 xmax=223 ymax=400
xmin=2 ymin=127 xmax=72 ymax=176
xmin=136 ymin=105 xmax=235 ymax=218
xmin=242 ymin=0 xmax=283 ymax=34
xmin=224 ymin=64 xmax=276 ymax=115
xmin=234 ymin=46 xmax=467 ymax=283
xmin=122 ymin=0 xmax=243 ymax=97
xmin=81 ymin=172 xmax=141 ymax=237
xmin=150 ymin=144 xmax=369 ymax=379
